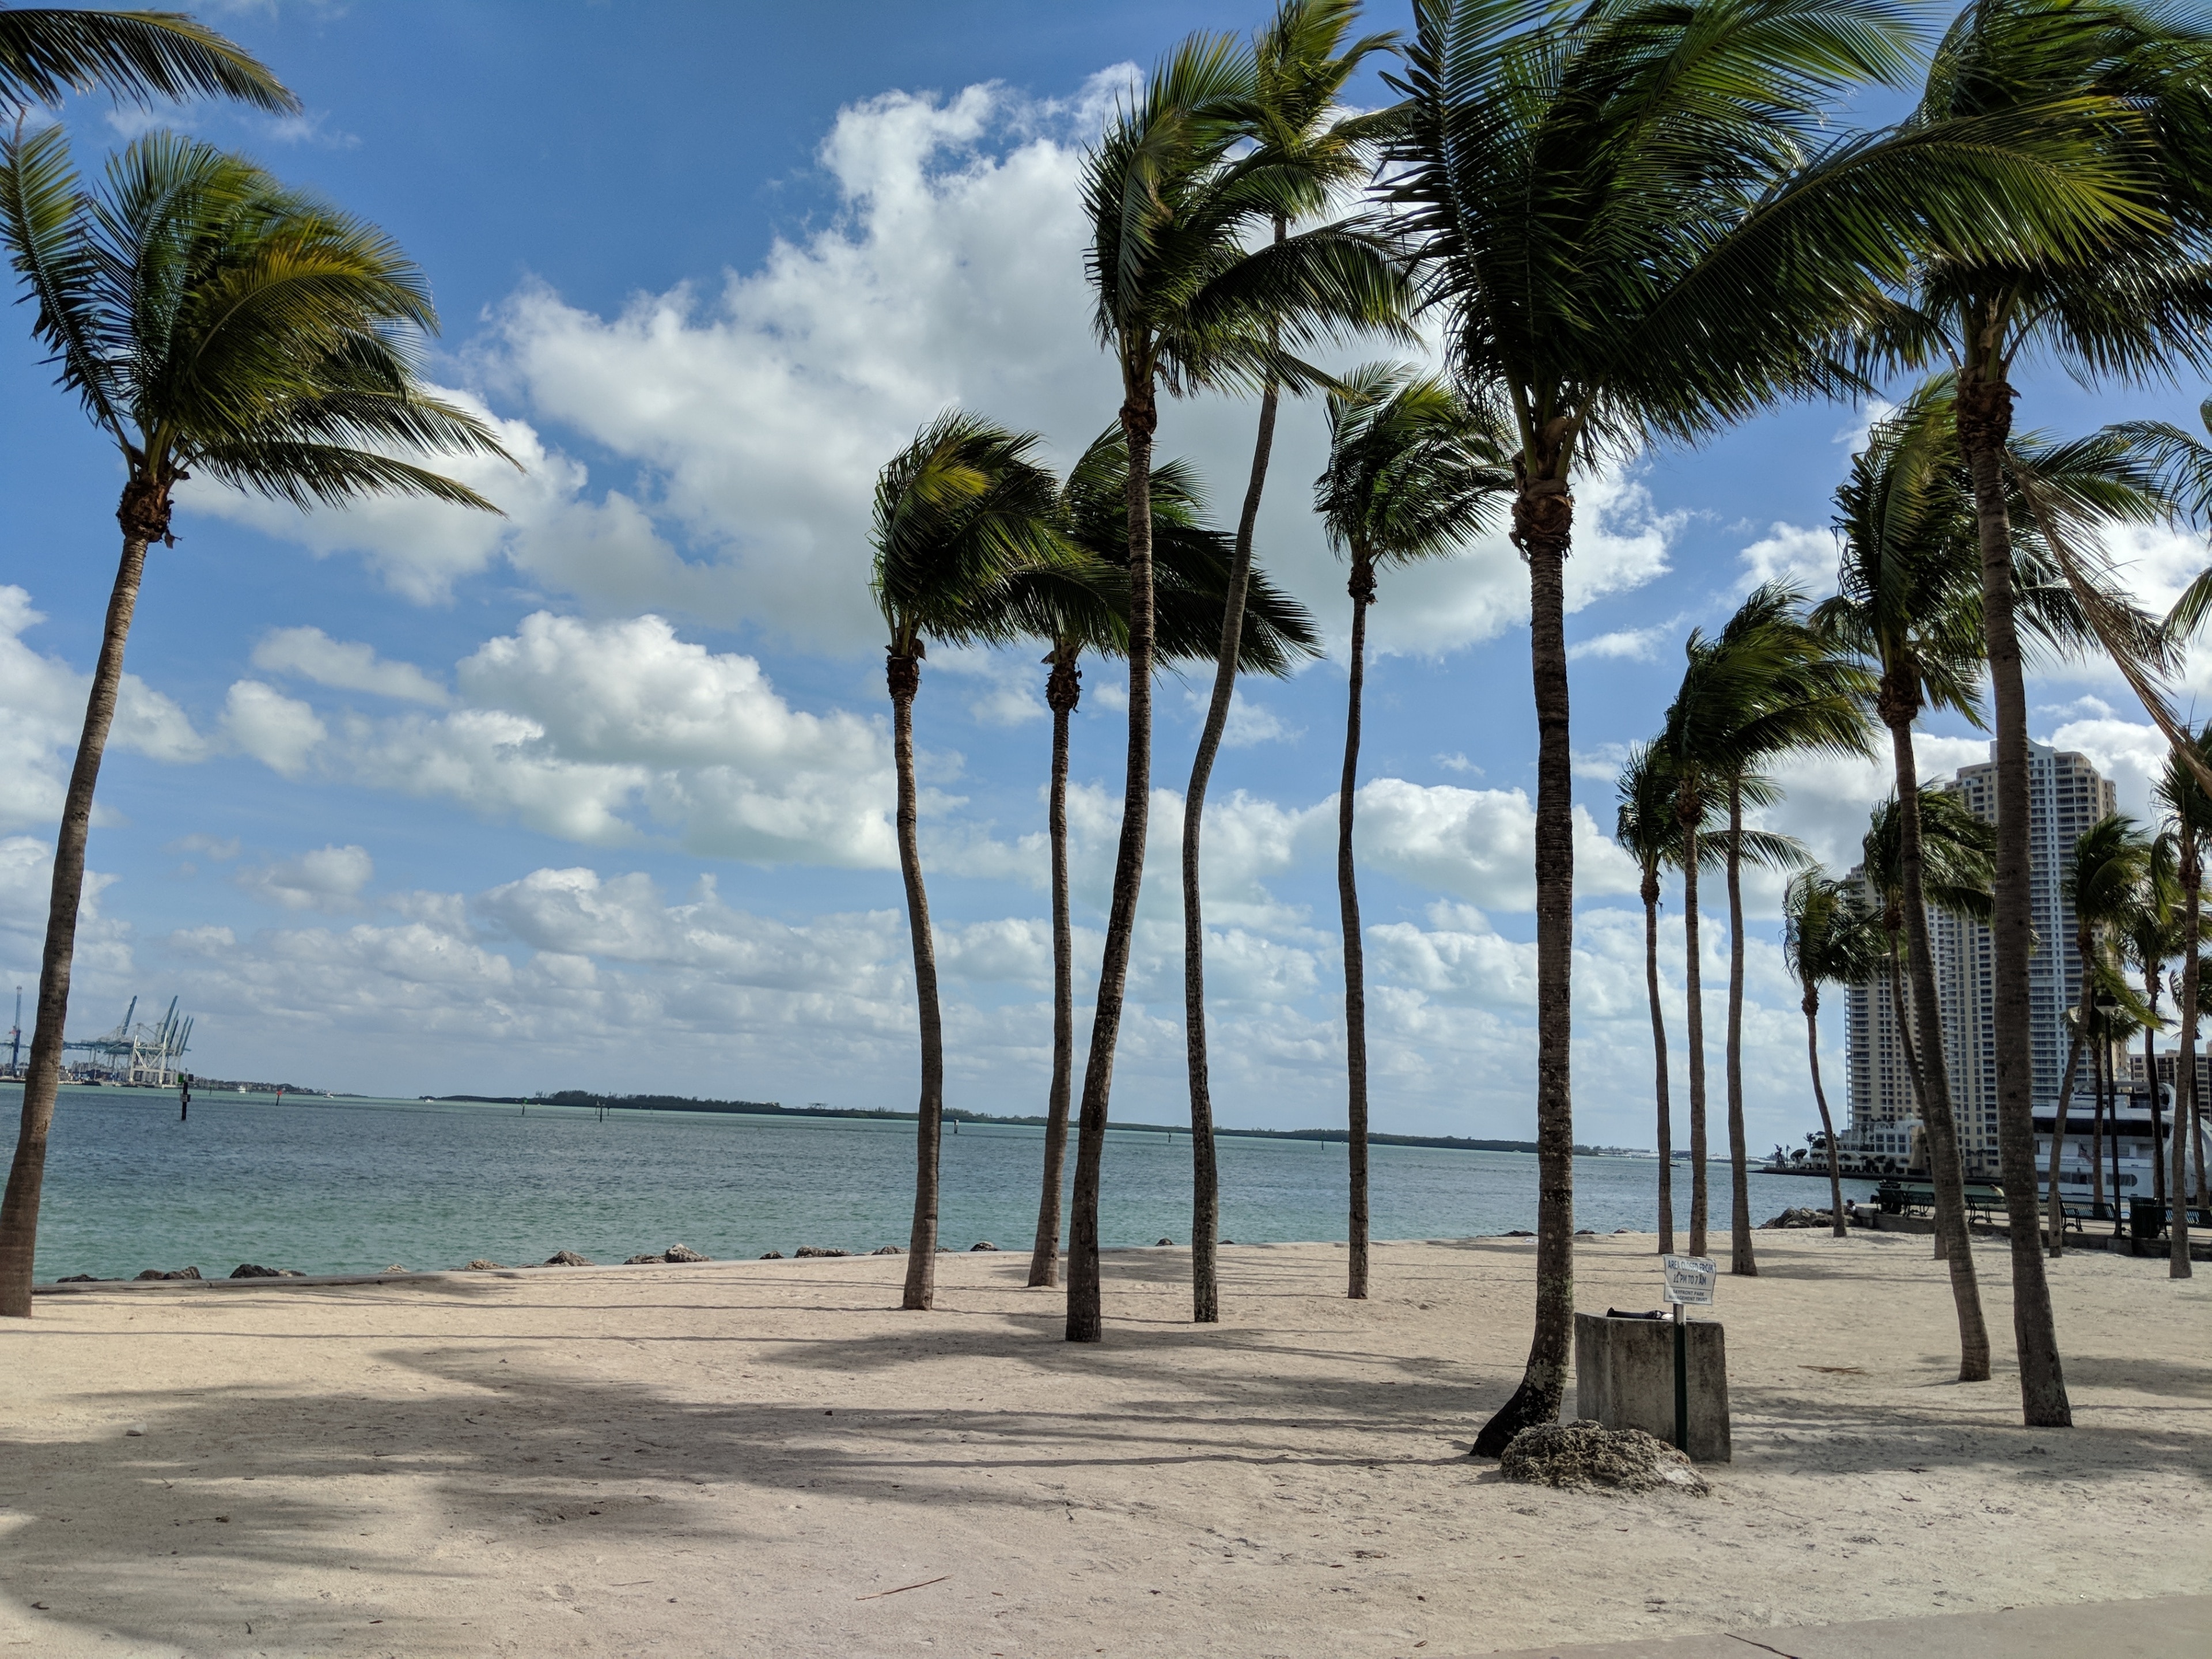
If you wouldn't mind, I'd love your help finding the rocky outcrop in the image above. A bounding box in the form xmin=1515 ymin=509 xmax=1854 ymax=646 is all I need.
xmin=466 ymin=1259 xmax=506 ymax=1271
xmin=662 ymin=1243 xmax=710 ymax=1263
xmin=870 ymin=1245 xmax=902 ymax=1255
xmin=794 ymin=1246 xmax=849 ymax=1258
xmin=1501 ymin=1420 xmax=1710 ymax=1495
xmin=134 ymin=1266 xmax=202 ymax=1281
xmin=757 ymin=1251 xmax=785 ymax=1260
xmin=1760 ymin=1207 xmax=1834 ymax=1230
xmin=970 ymin=1241 xmax=999 ymax=1251
xmin=229 ymin=1263 xmax=303 ymax=1279
xmin=542 ymin=1250 xmax=594 ymax=1267
xmin=380 ymin=1264 xmax=409 ymax=1274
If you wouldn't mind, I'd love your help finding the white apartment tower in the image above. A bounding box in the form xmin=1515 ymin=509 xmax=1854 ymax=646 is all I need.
xmin=1843 ymin=741 xmax=2116 ymax=1176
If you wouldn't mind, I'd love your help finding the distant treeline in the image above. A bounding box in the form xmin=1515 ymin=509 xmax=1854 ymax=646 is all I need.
xmin=423 ymin=1090 xmax=1619 ymax=1157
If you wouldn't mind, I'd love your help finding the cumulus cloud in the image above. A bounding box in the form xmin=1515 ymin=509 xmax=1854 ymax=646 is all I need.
xmin=235 ymin=844 xmax=374 ymax=912
xmin=0 ymin=585 xmax=207 ymax=829
xmin=222 ymin=681 xmax=327 ymax=777
xmin=1353 ymin=780 xmax=1641 ymax=910
xmin=1738 ymin=521 xmax=1838 ymax=594
xmin=251 ymin=627 xmax=449 ymax=704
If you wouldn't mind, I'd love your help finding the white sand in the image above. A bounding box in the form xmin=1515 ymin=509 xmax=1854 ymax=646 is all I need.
xmin=2 ymin=1231 xmax=2207 ymax=1658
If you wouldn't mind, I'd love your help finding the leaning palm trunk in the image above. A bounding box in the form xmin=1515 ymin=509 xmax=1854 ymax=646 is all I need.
xmin=2143 ymin=989 xmax=2166 ymax=1215
xmin=1066 ymin=394 xmax=1160 ymax=1344
xmin=1643 ymin=868 xmax=1675 ymax=1253
xmin=891 ymin=652 xmax=947 ymax=1310
xmin=1957 ymin=373 xmax=2070 ymax=1425
xmin=1472 ymin=478 xmax=1574 ymax=1457
xmin=1800 ymin=987 xmax=1846 ymax=1240
xmin=1028 ymin=650 xmax=1082 ymax=1288
xmin=2173 ymin=850 xmax=2198 ymax=1279
xmin=0 ymin=526 xmax=151 ymax=1317
xmin=1182 ymin=271 xmax=1283 ymax=1327
xmin=1681 ymin=812 xmax=1710 ymax=1258
xmin=1724 ymin=781 xmax=1756 ymax=1277
xmin=1885 ymin=714 xmax=1990 ymax=1378
xmin=2090 ymin=1036 xmax=2107 ymax=1212
xmin=1338 ymin=556 xmax=1376 ymax=1299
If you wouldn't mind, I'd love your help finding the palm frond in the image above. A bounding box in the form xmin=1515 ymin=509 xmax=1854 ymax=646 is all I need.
xmin=0 ymin=9 xmax=296 ymax=113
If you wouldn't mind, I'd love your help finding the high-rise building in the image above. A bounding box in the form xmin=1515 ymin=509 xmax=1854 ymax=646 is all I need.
xmin=1842 ymin=741 xmax=2116 ymax=1176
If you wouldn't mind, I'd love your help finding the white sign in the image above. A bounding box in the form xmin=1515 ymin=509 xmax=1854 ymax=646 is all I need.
xmin=1662 ymin=1255 xmax=1718 ymax=1306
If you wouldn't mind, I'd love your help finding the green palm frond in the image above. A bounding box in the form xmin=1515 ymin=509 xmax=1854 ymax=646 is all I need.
xmin=1784 ymin=868 xmax=1886 ymax=991
xmin=1863 ymin=786 xmax=1998 ymax=925
xmin=0 ymin=8 xmax=296 ymax=113
xmin=0 ymin=126 xmax=510 ymax=533
xmin=871 ymin=411 xmax=1080 ymax=654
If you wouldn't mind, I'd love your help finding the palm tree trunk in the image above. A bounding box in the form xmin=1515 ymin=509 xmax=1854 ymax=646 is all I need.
xmin=1066 ymin=382 xmax=1160 ymax=1344
xmin=1958 ymin=369 xmax=2070 ymax=1426
xmin=1682 ymin=812 xmax=1709 ymax=1259
xmin=0 ymin=524 xmax=153 ymax=1318
xmin=2108 ymin=1043 xmax=2123 ymax=1229
xmin=2173 ymin=849 xmax=2197 ymax=1279
xmin=2091 ymin=1033 xmax=2106 ymax=1213
xmin=1028 ymin=650 xmax=1081 ymax=1289
xmin=2048 ymin=1014 xmax=2084 ymax=1259
xmin=1644 ymin=870 xmax=1674 ymax=1254
xmin=2143 ymin=980 xmax=2166 ymax=1214
xmin=1339 ymin=557 xmax=1375 ymax=1300
xmin=1724 ymin=781 xmax=1755 ymax=1277
xmin=1886 ymin=716 xmax=1990 ymax=1380
xmin=1472 ymin=481 xmax=1574 ymax=1458
xmin=1803 ymin=990 xmax=1845 ymax=1240
xmin=1180 ymin=220 xmax=1284 ymax=1329
xmin=891 ymin=650 xmax=946 ymax=1312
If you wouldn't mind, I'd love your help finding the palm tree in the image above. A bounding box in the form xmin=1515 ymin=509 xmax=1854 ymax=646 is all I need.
xmin=1616 ymin=743 xmax=1689 ymax=1253
xmin=2118 ymin=837 xmax=2183 ymax=1218
xmin=1315 ymin=362 xmax=1508 ymax=1298
xmin=0 ymin=130 xmax=510 ymax=1317
xmin=2049 ymin=813 xmax=2153 ymax=1256
xmin=1071 ymin=33 xmax=1400 ymax=1342
xmin=2160 ymin=730 xmax=2212 ymax=1275
xmin=1782 ymin=871 xmax=1885 ymax=1239
xmin=1859 ymin=784 xmax=2000 ymax=1376
xmin=0 ymin=7 xmax=293 ymax=114
xmin=871 ymin=413 xmax=1077 ymax=1311
xmin=1664 ymin=585 xmax=1873 ymax=1279
xmin=1900 ymin=0 xmax=2212 ymax=1430
xmin=1378 ymin=0 xmax=2131 ymax=1455
xmin=1019 ymin=432 xmax=1318 ymax=1290
xmin=1177 ymin=5 xmax=1410 ymax=1330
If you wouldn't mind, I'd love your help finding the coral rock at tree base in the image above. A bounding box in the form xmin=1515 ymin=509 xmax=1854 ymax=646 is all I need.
xmin=1499 ymin=1421 xmax=1711 ymax=1495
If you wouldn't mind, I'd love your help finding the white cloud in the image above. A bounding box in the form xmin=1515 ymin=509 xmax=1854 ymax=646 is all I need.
xmin=1738 ymin=521 xmax=1838 ymax=595
xmin=1353 ymin=779 xmax=1641 ymax=910
xmin=235 ymin=844 xmax=374 ymax=912
xmin=0 ymin=586 xmax=207 ymax=830
xmin=2050 ymin=714 xmax=2168 ymax=816
xmin=222 ymin=680 xmax=327 ymax=777
xmin=251 ymin=627 xmax=449 ymax=704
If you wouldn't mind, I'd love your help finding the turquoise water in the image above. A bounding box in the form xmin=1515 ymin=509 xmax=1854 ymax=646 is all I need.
xmin=13 ymin=1085 xmax=1878 ymax=1280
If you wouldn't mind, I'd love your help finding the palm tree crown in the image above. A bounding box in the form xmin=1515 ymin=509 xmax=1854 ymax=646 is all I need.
xmin=0 ymin=7 xmax=294 ymax=113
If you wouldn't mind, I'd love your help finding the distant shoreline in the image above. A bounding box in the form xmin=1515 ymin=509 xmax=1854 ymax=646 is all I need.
xmin=423 ymin=1090 xmax=1637 ymax=1157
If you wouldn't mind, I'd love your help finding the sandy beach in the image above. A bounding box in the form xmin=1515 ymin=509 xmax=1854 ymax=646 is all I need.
xmin=2 ymin=1230 xmax=2207 ymax=1658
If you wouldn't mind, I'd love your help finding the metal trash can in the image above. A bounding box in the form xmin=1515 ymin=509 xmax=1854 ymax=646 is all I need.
xmin=1574 ymin=1310 xmax=1731 ymax=1463
xmin=2130 ymin=1197 xmax=2165 ymax=1240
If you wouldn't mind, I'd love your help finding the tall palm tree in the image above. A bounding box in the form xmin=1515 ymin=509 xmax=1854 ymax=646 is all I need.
xmin=872 ymin=412 xmax=1076 ymax=1312
xmin=2049 ymin=813 xmax=2153 ymax=1256
xmin=1616 ymin=743 xmax=1689 ymax=1253
xmin=1071 ymin=33 xmax=1399 ymax=1342
xmin=0 ymin=130 xmax=510 ymax=1317
xmin=1664 ymin=585 xmax=1873 ymax=1279
xmin=1178 ymin=5 xmax=1410 ymax=1330
xmin=2158 ymin=729 xmax=2212 ymax=1275
xmin=1380 ymin=0 xmax=2128 ymax=1454
xmin=1019 ymin=432 xmax=1318 ymax=1290
xmin=2118 ymin=836 xmax=2182 ymax=1218
xmin=1859 ymin=783 xmax=1999 ymax=1375
xmin=1900 ymin=0 xmax=2212 ymax=1430
xmin=1782 ymin=870 xmax=1885 ymax=1239
xmin=1315 ymin=362 xmax=1508 ymax=1298
xmin=0 ymin=7 xmax=293 ymax=114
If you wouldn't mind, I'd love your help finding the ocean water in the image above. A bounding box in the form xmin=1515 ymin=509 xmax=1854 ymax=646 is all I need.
xmin=11 ymin=1086 xmax=1880 ymax=1281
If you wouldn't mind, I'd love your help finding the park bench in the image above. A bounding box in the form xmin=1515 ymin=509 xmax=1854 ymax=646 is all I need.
xmin=1873 ymin=1180 xmax=2006 ymax=1225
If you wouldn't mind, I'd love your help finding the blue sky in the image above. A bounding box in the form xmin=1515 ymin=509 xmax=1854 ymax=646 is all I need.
xmin=1 ymin=1 xmax=2204 ymax=1150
